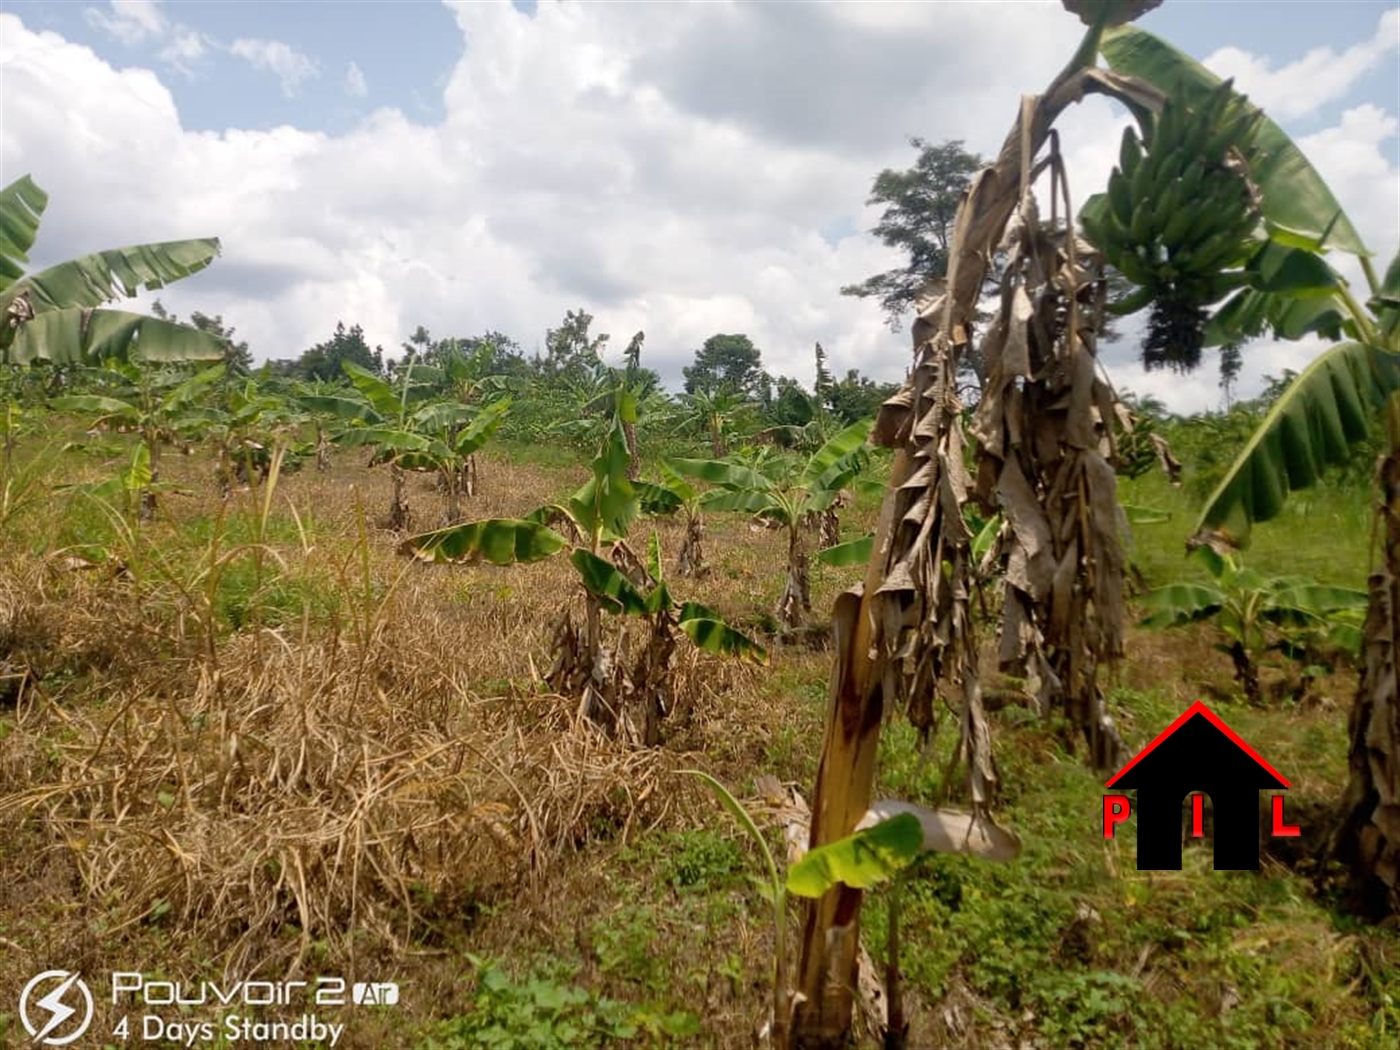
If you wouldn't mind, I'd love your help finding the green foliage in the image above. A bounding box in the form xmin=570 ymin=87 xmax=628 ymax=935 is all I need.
xmin=682 ymin=333 xmax=764 ymax=399
xmin=786 ymin=813 xmax=924 ymax=897
xmin=296 ymin=321 xmax=385 ymax=381
xmin=0 ymin=175 xmax=226 ymax=365
xmin=424 ymin=956 xmax=647 ymax=1050
xmin=839 ymin=137 xmax=986 ymax=327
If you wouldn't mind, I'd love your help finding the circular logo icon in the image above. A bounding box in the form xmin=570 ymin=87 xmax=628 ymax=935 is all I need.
xmin=19 ymin=970 xmax=94 ymax=1046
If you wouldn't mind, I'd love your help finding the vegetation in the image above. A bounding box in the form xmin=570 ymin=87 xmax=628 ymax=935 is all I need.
xmin=0 ymin=4 xmax=1398 ymax=1050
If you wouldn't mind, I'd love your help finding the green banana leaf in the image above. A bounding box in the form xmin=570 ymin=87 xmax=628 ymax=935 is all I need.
xmin=0 ymin=176 xmax=45 ymax=285
xmin=1194 ymin=341 xmax=1400 ymax=543
xmin=798 ymin=417 xmax=873 ymax=490
xmin=399 ymin=518 xmax=568 ymax=566
xmin=299 ymin=394 xmax=384 ymax=424
xmin=336 ymin=427 xmax=433 ymax=453
xmin=570 ymin=548 xmax=650 ymax=617
xmin=676 ymin=603 xmax=769 ymax=665
xmin=669 ymin=457 xmax=774 ymax=492
xmin=164 ymin=363 xmax=227 ymax=410
xmin=815 ymin=534 xmax=874 ymax=568
xmin=635 ymin=479 xmax=684 ymax=516
xmin=453 ymin=399 xmax=510 ymax=456
xmin=50 ymin=395 xmax=142 ymax=424
xmin=6 ymin=309 xmax=229 ymax=365
xmin=1100 ymin=26 xmax=1368 ymax=256
xmin=700 ymin=488 xmax=785 ymax=518
xmin=1139 ymin=582 xmax=1226 ymax=628
xmin=786 ymin=813 xmax=923 ymax=898
xmin=2 ymin=235 xmax=220 ymax=314
xmin=411 ymin=401 xmax=476 ymax=434
xmin=341 ymin=361 xmax=403 ymax=421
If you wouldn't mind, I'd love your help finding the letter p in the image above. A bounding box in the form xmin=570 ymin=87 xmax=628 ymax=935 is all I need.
xmin=1103 ymin=794 xmax=1131 ymax=839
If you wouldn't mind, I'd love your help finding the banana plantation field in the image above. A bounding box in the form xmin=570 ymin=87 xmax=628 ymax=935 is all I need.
xmin=3 ymin=3 xmax=1400 ymax=1049
xmin=0 ymin=422 xmax=1393 ymax=1049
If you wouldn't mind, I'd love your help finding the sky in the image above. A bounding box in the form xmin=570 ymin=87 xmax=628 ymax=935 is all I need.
xmin=0 ymin=0 xmax=1397 ymax=415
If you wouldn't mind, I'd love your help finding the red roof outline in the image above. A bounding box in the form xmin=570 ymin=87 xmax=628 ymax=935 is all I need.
xmin=1104 ymin=700 xmax=1290 ymax=789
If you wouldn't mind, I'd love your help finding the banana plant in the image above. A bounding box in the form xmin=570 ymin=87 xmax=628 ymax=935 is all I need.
xmin=0 ymin=176 xmax=227 ymax=366
xmin=307 ymin=361 xmax=508 ymax=527
xmin=1141 ymin=547 xmax=1366 ymax=705
xmin=399 ymin=398 xmax=766 ymax=744
xmin=636 ymin=462 xmax=709 ymax=578
xmin=51 ymin=361 xmax=226 ymax=519
xmin=1095 ymin=20 xmax=1400 ymax=915
xmin=671 ymin=418 xmax=873 ymax=628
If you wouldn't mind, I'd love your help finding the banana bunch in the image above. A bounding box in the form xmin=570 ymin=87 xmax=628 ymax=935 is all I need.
xmin=1081 ymin=79 xmax=1266 ymax=371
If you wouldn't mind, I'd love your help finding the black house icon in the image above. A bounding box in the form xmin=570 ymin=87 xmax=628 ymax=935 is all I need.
xmin=1106 ymin=701 xmax=1289 ymax=870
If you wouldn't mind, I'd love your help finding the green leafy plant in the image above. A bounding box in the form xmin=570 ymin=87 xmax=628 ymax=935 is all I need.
xmin=671 ymin=418 xmax=873 ymax=628
xmin=401 ymin=398 xmax=766 ymax=744
xmin=1140 ymin=547 xmax=1364 ymax=704
xmin=0 ymin=175 xmax=228 ymax=365
xmin=52 ymin=361 xmax=226 ymax=519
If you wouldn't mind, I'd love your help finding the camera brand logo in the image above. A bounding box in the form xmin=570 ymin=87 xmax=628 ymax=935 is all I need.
xmin=1102 ymin=701 xmax=1300 ymax=870
xmin=19 ymin=970 xmax=94 ymax=1046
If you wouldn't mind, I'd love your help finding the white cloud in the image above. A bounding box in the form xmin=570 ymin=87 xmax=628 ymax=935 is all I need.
xmin=157 ymin=27 xmax=206 ymax=78
xmin=1 ymin=5 xmax=1395 ymax=416
xmin=84 ymin=0 xmax=165 ymax=46
xmin=344 ymin=61 xmax=368 ymax=99
xmin=230 ymin=37 xmax=319 ymax=97
xmin=1203 ymin=9 xmax=1400 ymax=120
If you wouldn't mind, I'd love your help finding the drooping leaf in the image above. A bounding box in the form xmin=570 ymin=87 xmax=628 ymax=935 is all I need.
xmin=298 ymin=394 xmax=384 ymax=424
xmin=411 ymin=401 xmax=476 ymax=434
xmin=1100 ymin=27 xmax=1368 ymax=256
xmin=1119 ymin=502 xmax=1171 ymax=525
xmin=700 ymin=488 xmax=785 ymax=518
xmin=6 ymin=309 xmax=230 ymax=365
xmin=1139 ymin=582 xmax=1227 ymax=628
xmin=49 ymin=394 xmax=142 ymax=424
xmin=799 ymin=418 xmax=873 ymax=491
xmin=1194 ymin=342 xmax=1400 ymax=543
xmin=635 ymin=479 xmax=684 ymax=516
xmin=785 ymin=813 xmax=924 ymax=898
xmin=163 ymin=362 xmax=227 ymax=410
xmin=336 ymin=426 xmax=432 ymax=453
xmin=569 ymin=548 xmax=649 ymax=616
xmin=815 ymin=534 xmax=874 ymax=568
xmin=1249 ymin=241 xmax=1342 ymax=296
xmin=399 ymin=518 xmax=568 ymax=566
xmin=669 ymin=457 xmax=774 ymax=492
xmin=677 ymin=604 xmax=769 ymax=664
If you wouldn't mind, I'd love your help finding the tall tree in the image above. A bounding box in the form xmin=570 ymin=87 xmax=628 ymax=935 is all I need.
xmin=682 ymin=333 xmax=764 ymax=398
xmin=839 ymin=138 xmax=986 ymax=328
xmin=298 ymin=322 xmax=384 ymax=381
xmin=813 ymin=342 xmax=835 ymax=410
xmin=536 ymin=308 xmax=608 ymax=384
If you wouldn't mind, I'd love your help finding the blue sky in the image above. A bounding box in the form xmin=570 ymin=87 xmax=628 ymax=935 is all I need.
xmin=1 ymin=0 xmax=1397 ymax=412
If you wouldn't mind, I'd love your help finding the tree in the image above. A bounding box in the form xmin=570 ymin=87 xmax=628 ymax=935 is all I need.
xmin=813 ymin=342 xmax=835 ymax=409
xmin=839 ymin=138 xmax=986 ymax=328
xmin=535 ymin=308 xmax=608 ymax=385
xmin=828 ymin=368 xmax=899 ymax=425
xmin=682 ymin=333 xmax=764 ymax=399
xmin=0 ymin=176 xmax=227 ymax=366
xmin=298 ymin=322 xmax=384 ymax=381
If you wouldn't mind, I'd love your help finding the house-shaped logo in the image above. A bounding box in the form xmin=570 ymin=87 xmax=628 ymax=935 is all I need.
xmin=1102 ymin=701 xmax=1299 ymax=870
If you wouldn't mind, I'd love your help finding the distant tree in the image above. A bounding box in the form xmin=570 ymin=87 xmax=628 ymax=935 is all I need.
xmin=828 ymin=368 xmax=899 ymax=425
xmin=1218 ymin=342 xmax=1243 ymax=409
xmin=683 ymin=333 xmax=764 ymax=399
xmin=298 ymin=322 xmax=384 ymax=381
xmin=813 ymin=342 xmax=835 ymax=410
xmin=535 ymin=308 xmax=608 ymax=385
xmin=840 ymin=138 xmax=986 ymax=328
xmin=150 ymin=299 xmax=254 ymax=374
